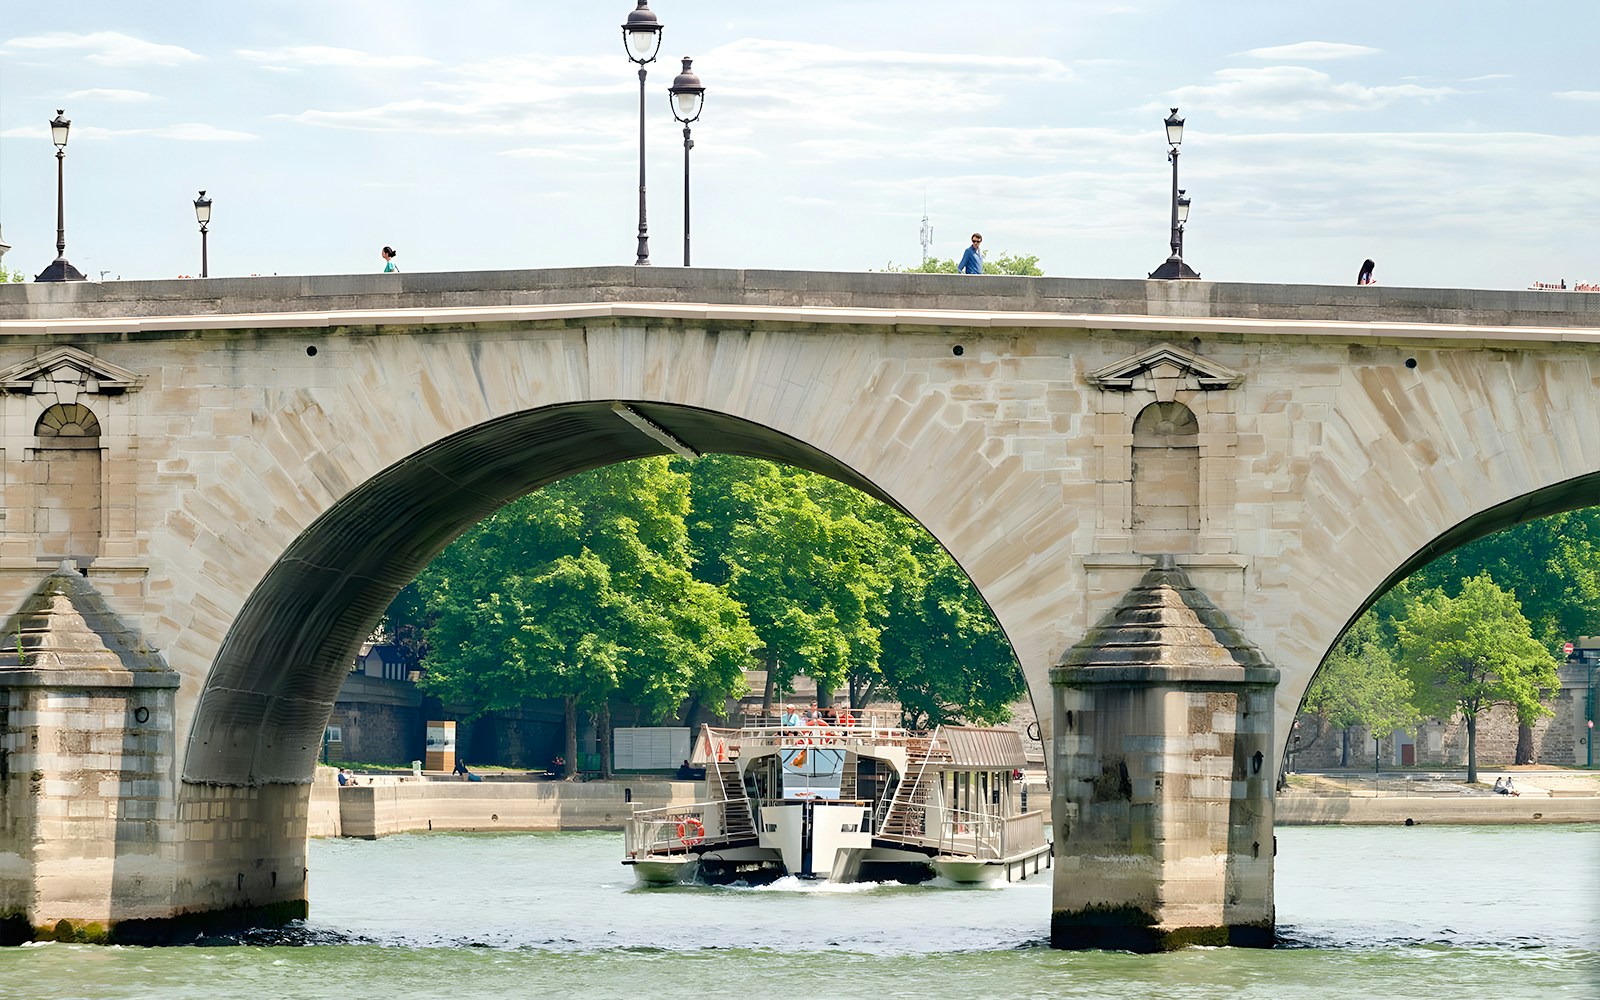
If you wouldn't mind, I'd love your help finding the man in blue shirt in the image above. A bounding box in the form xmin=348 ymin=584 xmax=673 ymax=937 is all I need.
xmin=958 ymin=233 xmax=984 ymax=274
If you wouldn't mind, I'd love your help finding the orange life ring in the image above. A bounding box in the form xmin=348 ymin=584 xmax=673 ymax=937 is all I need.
xmin=676 ymin=817 xmax=705 ymax=847
xmin=840 ymin=711 xmax=856 ymax=726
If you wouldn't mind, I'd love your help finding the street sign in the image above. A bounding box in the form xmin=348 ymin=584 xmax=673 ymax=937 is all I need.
xmin=1564 ymin=641 xmax=1575 ymax=655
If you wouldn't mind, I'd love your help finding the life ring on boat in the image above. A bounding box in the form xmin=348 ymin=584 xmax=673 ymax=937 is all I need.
xmin=677 ymin=817 xmax=705 ymax=847
xmin=839 ymin=711 xmax=855 ymax=726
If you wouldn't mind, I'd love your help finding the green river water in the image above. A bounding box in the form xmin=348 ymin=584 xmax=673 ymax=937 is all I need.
xmin=2 ymin=824 xmax=1596 ymax=999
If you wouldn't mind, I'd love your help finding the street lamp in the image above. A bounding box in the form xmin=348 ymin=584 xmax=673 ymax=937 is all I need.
xmin=1374 ymin=732 xmax=1382 ymax=775
xmin=622 ymin=1 xmax=664 ymax=266
xmin=667 ymin=56 xmax=705 ymax=267
xmin=36 ymin=110 xmax=87 ymax=282
xmin=1148 ymin=107 xmax=1199 ymax=281
xmin=193 ymin=190 xmax=213 ymax=278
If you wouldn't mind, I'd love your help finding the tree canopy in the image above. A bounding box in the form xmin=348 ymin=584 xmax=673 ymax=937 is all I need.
xmin=1300 ymin=610 xmax=1418 ymax=765
xmin=413 ymin=459 xmax=757 ymax=776
xmin=1395 ymin=573 xmax=1561 ymax=782
xmin=392 ymin=454 xmax=1028 ymax=765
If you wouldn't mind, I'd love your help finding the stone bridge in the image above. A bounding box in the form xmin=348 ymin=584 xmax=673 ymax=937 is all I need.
xmin=0 ymin=268 xmax=1596 ymax=948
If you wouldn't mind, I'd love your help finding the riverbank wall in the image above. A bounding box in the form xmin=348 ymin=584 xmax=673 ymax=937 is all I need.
xmin=307 ymin=772 xmax=1600 ymax=839
xmin=309 ymin=774 xmax=700 ymax=839
xmin=1275 ymin=793 xmax=1600 ymax=825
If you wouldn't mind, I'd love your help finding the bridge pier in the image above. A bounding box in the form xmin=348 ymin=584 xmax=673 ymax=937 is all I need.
xmin=1050 ymin=556 xmax=1279 ymax=951
xmin=0 ymin=564 xmax=306 ymax=943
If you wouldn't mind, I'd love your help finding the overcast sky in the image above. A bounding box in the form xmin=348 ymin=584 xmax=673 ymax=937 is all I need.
xmin=0 ymin=2 xmax=1593 ymax=290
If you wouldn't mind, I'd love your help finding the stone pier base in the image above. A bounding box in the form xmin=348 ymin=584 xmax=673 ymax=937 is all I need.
xmin=1050 ymin=557 xmax=1279 ymax=952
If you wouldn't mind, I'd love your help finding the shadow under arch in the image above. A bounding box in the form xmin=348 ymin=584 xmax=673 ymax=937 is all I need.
xmin=1287 ymin=469 xmax=1600 ymax=755
xmin=183 ymin=400 xmax=983 ymax=785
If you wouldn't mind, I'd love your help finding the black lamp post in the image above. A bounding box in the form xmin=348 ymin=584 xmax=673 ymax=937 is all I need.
xmin=36 ymin=110 xmax=87 ymax=282
xmin=622 ymin=1 xmax=664 ymax=266
xmin=193 ymin=190 xmax=212 ymax=278
xmin=1148 ymin=107 xmax=1199 ymax=280
xmin=668 ymin=57 xmax=705 ymax=267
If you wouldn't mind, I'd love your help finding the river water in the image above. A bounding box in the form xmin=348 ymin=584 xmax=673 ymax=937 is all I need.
xmin=4 ymin=825 xmax=1596 ymax=999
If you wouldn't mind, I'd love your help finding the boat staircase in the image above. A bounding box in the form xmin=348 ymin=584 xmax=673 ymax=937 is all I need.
xmin=710 ymin=760 xmax=757 ymax=842
xmin=874 ymin=732 xmax=949 ymax=848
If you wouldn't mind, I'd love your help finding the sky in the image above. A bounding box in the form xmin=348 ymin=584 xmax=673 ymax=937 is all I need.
xmin=0 ymin=2 xmax=1594 ymax=290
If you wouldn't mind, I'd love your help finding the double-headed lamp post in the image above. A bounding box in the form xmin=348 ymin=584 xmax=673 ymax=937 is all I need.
xmin=1148 ymin=107 xmax=1199 ymax=280
xmin=667 ymin=57 xmax=705 ymax=267
xmin=36 ymin=110 xmax=87 ymax=283
xmin=622 ymin=1 xmax=664 ymax=266
xmin=193 ymin=190 xmax=212 ymax=278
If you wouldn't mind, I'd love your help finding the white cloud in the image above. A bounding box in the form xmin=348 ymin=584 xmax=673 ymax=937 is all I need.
xmin=1553 ymin=90 xmax=1600 ymax=102
xmin=0 ymin=122 xmax=256 ymax=142
xmin=64 ymin=88 xmax=155 ymax=103
xmin=1241 ymin=41 xmax=1381 ymax=61
xmin=1168 ymin=66 xmax=1455 ymax=120
xmin=273 ymin=38 xmax=1076 ymax=146
xmin=236 ymin=45 xmax=437 ymax=70
xmin=2 ymin=31 xmax=199 ymax=67
xmin=1464 ymin=73 xmax=1513 ymax=82
xmin=125 ymin=123 xmax=256 ymax=141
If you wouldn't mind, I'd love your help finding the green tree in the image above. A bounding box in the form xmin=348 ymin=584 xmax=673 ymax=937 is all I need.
xmin=704 ymin=459 xmax=890 ymax=710
xmin=413 ymin=459 xmax=755 ymax=777
xmin=0 ymin=267 xmax=25 ymax=283
xmin=1396 ymin=574 xmax=1561 ymax=783
xmin=688 ymin=454 xmax=1024 ymax=726
xmin=872 ymin=510 xmax=1024 ymax=728
xmin=1300 ymin=610 xmax=1418 ymax=767
xmin=881 ymin=251 xmax=1044 ymax=276
xmin=1406 ymin=510 xmax=1600 ymax=650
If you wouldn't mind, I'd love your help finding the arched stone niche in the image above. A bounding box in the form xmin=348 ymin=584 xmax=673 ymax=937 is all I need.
xmin=32 ymin=402 xmax=104 ymax=564
xmin=1131 ymin=400 xmax=1199 ymax=553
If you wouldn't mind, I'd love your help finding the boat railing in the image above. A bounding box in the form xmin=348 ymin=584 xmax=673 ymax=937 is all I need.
xmin=623 ymin=799 xmax=729 ymax=860
xmin=694 ymin=717 xmax=916 ymax=763
xmin=890 ymin=806 xmax=1048 ymax=861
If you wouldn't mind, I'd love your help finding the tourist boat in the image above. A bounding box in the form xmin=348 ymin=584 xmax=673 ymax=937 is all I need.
xmin=622 ymin=712 xmax=1051 ymax=885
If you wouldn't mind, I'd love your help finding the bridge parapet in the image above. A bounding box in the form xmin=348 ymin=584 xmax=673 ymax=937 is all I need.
xmin=3 ymin=267 xmax=1600 ymax=334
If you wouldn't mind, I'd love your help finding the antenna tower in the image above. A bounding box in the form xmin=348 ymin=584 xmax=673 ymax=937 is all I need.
xmin=919 ymin=195 xmax=933 ymax=265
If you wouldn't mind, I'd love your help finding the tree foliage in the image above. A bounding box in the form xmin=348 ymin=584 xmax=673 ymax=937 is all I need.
xmin=1395 ymin=573 xmax=1561 ymax=783
xmin=1300 ymin=610 xmax=1417 ymax=765
xmin=882 ymin=251 xmax=1044 ymax=276
xmin=1403 ymin=510 xmax=1600 ymax=649
xmin=413 ymin=459 xmax=756 ymax=776
xmin=393 ymin=452 xmax=1027 ymax=767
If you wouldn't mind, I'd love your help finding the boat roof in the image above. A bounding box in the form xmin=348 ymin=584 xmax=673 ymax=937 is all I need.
xmin=940 ymin=727 xmax=1027 ymax=769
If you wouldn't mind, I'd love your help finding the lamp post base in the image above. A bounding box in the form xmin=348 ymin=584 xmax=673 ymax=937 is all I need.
xmin=35 ymin=258 xmax=87 ymax=282
xmin=1147 ymin=257 xmax=1200 ymax=280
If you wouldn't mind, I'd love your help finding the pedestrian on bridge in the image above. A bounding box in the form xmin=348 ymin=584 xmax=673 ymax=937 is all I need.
xmin=959 ymin=233 xmax=984 ymax=274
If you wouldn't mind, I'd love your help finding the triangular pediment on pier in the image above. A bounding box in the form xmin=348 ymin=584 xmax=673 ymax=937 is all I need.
xmin=0 ymin=346 xmax=144 ymax=395
xmin=1086 ymin=342 xmax=1242 ymax=393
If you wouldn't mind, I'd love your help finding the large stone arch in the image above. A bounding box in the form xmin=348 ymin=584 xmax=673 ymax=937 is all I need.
xmin=181 ymin=400 xmax=968 ymax=784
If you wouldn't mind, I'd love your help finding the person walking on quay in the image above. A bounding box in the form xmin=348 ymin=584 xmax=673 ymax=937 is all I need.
xmin=381 ymin=245 xmax=400 ymax=272
xmin=1357 ymin=258 xmax=1376 ymax=285
xmin=958 ymin=233 xmax=984 ymax=274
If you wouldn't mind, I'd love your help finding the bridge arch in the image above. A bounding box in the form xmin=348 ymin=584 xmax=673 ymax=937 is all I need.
xmin=182 ymin=400 xmax=1015 ymax=785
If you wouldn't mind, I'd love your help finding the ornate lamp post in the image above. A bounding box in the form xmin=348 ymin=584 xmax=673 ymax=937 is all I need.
xmin=36 ymin=110 xmax=87 ymax=282
xmin=667 ymin=57 xmax=705 ymax=267
xmin=1148 ymin=107 xmax=1199 ymax=280
xmin=622 ymin=1 xmax=664 ymax=266
xmin=193 ymin=190 xmax=213 ymax=278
